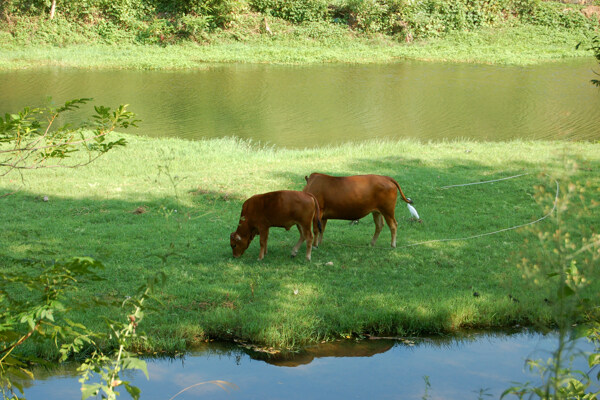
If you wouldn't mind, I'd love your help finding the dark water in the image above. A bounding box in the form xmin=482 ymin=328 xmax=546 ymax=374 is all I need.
xmin=1 ymin=59 xmax=599 ymax=148
xmin=17 ymin=331 xmax=596 ymax=399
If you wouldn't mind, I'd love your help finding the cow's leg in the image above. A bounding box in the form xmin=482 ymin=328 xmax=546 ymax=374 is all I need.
xmin=371 ymin=211 xmax=384 ymax=246
xmin=291 ymin=225 xmax=305 ymax=258
xmin=383 ymin=213 xmax=398 ymax=248
xmin=317 ymin=219 xmax=328 ymax=246
xmin=303 ymin=222 xmax=314 ymax=261
xmin=258 ymin=228 xmax=269 ymax=260
xmin=312 ymin=214 xmax=320 ymax=249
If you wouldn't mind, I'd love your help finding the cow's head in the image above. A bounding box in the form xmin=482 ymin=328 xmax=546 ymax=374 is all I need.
xmin=230 ymin=232 xmax=250 ymax=258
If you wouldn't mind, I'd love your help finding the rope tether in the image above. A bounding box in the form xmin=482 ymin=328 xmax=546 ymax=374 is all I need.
xmin=326 ymin=173 xmax=559 ymax=250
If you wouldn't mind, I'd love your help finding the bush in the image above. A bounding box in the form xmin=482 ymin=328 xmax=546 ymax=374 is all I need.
xmin=521 ymin=1 xmax=597 ymax=30
xmin=401 ymin=0 xmax=514 ymax=38
xmin=153 ymin=0 xmax=247 ymax=28
xmin=250 ymin=0 xmax=329 ymax=24
xmin=334 ymin=0 xmax=405 ymax=34
xmin=178 ymin=13 xmax=210 ymax=38
xmin=135 ymin=17 xmax=177 ymax=44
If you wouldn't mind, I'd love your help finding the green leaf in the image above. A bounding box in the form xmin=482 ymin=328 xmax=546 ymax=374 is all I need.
xmin=122 ymin=357 xmax=149 ymax=379
xmin=557 ymin=284 xmax=575 ymax=299
xmin=124 ymin=383 xmax=142 ymax=400
xmin=81 ymin=383 xmax=102 ymax=400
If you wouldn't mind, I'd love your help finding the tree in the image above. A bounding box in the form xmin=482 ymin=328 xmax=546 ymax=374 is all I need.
xmin=49 ymin=0 xmax=56 ymax=19
xmin=1 ymin=98 xmax=147 ymax=400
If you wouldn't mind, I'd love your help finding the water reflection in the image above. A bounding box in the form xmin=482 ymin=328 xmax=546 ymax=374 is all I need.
xmin=19 ymin=331 xmax=595 ymax=399
xmin=1 ymin=60 xmax=599 ymax=148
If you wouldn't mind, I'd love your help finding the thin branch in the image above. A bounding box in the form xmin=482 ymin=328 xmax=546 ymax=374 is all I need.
xmin=0 ymin=320 xmax=42 ymax=362
xmin=0 ymin=152 xmax=106 ymax=171
xmin=0 ymin=188 xmax=20 ymax=198
xmin=0 ymin=127 xmax=111 ymax=154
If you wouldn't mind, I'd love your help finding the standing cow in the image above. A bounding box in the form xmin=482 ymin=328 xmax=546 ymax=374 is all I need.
xmin=230 ymin=190 xmax=322 ymax=261
xmin=303 ymin=173 xmax=414 ymax=248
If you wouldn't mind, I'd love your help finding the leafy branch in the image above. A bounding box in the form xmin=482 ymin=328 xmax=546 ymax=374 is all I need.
xmin=502 ymin=172 xmax=600 ymax=400
xmin=71 ymin=272 xmax=166 ymax=400
xmin=0 ymin=257 xmax=104 ymax=399
xmin=0 ymin=98 xmax=138 ymax=177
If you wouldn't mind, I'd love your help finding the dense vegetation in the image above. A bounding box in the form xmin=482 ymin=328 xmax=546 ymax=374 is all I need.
xmin=0 ymin=0 xmax=598 ymax=56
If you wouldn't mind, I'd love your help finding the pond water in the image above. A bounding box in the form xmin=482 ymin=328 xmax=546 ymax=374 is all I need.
xmin=1 ymin=59 xmax=599 ymax=147
xmin=17 ymin=331 xmax=596 ymax=399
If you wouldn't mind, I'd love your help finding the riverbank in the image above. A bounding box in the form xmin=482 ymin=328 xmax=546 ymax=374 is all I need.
xmin=1 ymin=135 xmax=599 ymax=356
xmin=0 ymin=24 xmax=595 ymax=70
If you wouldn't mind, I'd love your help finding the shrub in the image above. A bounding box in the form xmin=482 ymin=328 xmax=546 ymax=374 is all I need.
xmin=153 ymin=0 xmax=248 ymax=28
xmin=135 ymin=17 xmax=177 ymax=44
xmin=335 ymin=0 xmax=405 ymax=34
xmin=250 ymin=0 xmax=329 ymax=24
xmin=178 ymin=13 xmax=210 ymax=38
xmin=521 ymin=1 xmax=598 ymax=30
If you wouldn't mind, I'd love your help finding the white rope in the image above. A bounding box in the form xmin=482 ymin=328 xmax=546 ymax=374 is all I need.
xmin=397 ymin=178 xmax=558 ymax=248
xmin=326 ymin=173 xmax=560 ymax=250
xmin=439 ymin=172 xmax=532 ymax=189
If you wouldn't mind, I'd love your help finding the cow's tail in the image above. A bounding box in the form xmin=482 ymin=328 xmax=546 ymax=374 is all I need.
xmin=390 ymin=177 xmax=413 ymax=204
xmin=309 ymin=193 xmax=323 ymax=233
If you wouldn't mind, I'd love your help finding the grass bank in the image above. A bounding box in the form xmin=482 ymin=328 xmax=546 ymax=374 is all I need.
xmin=1 ymin=135 xmax=599 ymax=356
xmin=0 ymin=24 xmax=595 ymax=70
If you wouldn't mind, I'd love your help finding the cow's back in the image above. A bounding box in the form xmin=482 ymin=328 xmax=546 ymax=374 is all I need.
xmin=303 ymin=173 xmax=397 ymax=220
xmin=245 ymin=190 xmax=316 ymax=229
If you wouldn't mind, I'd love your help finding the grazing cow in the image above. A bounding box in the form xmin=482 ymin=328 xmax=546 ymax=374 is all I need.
xmin=230 ymin=190 xmax=322 ymax=261
xmin=303 ymin=173 xmax=413 ymax=248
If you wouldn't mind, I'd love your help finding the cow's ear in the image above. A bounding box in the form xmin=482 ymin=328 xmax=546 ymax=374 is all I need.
xmin=234 ymin=233 xmax=242 ymax=242
xmin=305 ymin=176 xmax=308 ymax=182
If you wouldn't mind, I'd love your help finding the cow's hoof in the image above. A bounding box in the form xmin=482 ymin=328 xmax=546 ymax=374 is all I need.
xmin=291 ymin=253 xmax=297 ymax=258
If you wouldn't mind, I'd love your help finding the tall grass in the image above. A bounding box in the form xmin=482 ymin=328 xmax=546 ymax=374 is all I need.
xmin=1 ymin=134 xmax=599 ymax=354
xmin=0 ymin=25 xmax=595 ymax=70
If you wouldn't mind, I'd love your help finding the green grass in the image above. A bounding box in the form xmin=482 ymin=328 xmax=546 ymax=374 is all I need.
xmin=0 ymin=23 xmax=595 ymax=70
xmin=1 ymin=135 xmax=599 ymax=356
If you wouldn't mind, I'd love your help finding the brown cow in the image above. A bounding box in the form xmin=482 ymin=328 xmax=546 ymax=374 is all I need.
xmin=230 ymin=190 xmax=322 ymax=261
xmin=303 ymin=173 xmax=413 ymax=248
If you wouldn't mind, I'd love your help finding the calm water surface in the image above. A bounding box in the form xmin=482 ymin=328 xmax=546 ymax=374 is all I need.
xmin=1 ymin=59 xmax=599 ymax=147
xmin=19 ymin=331 xmax=596 ymax=399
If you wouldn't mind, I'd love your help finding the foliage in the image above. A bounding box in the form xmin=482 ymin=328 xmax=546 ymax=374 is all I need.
xmin=0 ymin=257 xmax=165 ymax=399
xmin=69 ymin=272 xmax=166 ymax=400
xmin=1 ymin=257 xmax=103 ymax=399
xmin=1 ymin=0 xmax=598 ymax=47
xmin=592 ymin=36 xmax=600 ymax=87
xmin=250 ymin=0 xmax=329 ymax=24
xmin=0 ymin=98 xmax=137 ymax=181
xmin=521 ymin=1 xmax=597 ymax=30
xmin=151 ymin=0 xmax=248 ymax=29
xmin=502 ymin=171 xmax=600 ymax=399
xmin=333 ymin=0 xmax=406 ymax=35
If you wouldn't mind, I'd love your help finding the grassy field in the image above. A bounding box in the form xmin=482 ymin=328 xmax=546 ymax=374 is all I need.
xmin=1 ymin=134 xmax=599 ymax=356
xmin=0 ymin=24 xmax=595 ymax=70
